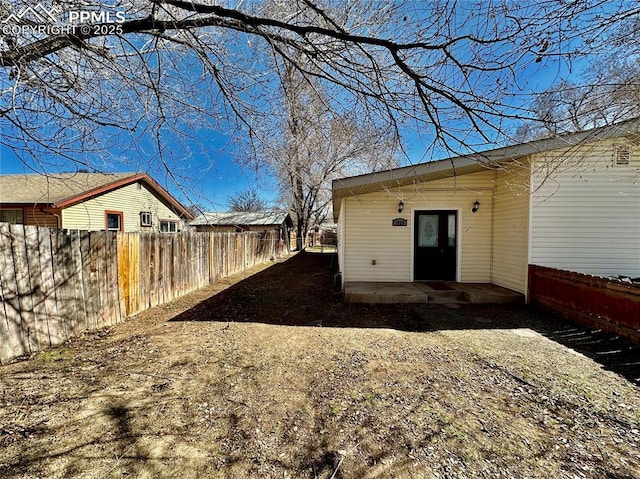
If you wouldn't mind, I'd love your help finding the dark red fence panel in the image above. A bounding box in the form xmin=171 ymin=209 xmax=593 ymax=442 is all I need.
xmin=528 ymin=265 xmax=640 ymax=345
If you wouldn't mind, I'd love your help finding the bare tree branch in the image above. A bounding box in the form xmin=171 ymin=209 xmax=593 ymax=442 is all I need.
xmin=1 ymin=0 xmax=637 ymax=199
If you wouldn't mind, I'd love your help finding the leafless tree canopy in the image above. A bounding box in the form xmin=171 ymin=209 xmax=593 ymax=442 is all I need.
xmin=227 ymin=187 xmax=266 ymax=212
xmin=0 ymin=0 xmax=637 ymax=181
xmin=515 ymin=13 xmax=640 ymax=141
xmin=245 ymin=56 xmax=398 ymax=239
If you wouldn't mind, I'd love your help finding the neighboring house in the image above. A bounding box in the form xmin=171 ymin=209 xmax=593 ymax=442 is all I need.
xmin=190 ymin=210 xmax=293 ymax=244
xmin=0 ymin=172 xmax=193 ymax=232
xmin=332 ymin=119 xmax=640 ymax=298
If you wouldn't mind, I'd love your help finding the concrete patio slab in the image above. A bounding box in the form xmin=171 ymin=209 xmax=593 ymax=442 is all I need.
xmin=451 ymin=283 xmax=525 ymax=304
xmin=344 ymin=282 xmax=428 ymax=304
xmin=344 ymin=282 xmax=524 ymax=304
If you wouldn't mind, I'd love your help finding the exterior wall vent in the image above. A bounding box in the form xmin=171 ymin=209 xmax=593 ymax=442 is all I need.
xmin=614 ymin=144 xmax=631 ymax=167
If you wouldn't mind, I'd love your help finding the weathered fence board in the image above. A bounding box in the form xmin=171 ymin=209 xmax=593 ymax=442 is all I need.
xmin=105 ymin=231 xmax=121 ymax=326
xmin=0 ymin=223 xmax=24 ymax=359
xmin=160 ymin=235 xmax=170 ymax=305
xmin=528 ymin=265 xmax=640 ymax=345
xmin=49 ymin=229 xmax=72 ymax=346
xmin=24 ymin=225 xmax=49 ymax=351
xmin=92 ymin=231 xmax=108 ymax=328
xmin=117 ymin=233 xmax=131 ymax=318
xmin=0 ymin=225 xmax=12 ymax=361
xmin=131 ymin=233 xmax=141 ymax=315
xmin=13 ymin=224 xmax=38 ymax=353
xmin=150 ymin=234 xmax=158 ymax=308
xmin=69 ymin=231 xmax=87 ymax=333
xmin=81 ymin=231 xmax=99 ymax=331
xmin=36 ymin=227 xmax=56 ymax=349
xmin=1 ymin=227 xmax=287 ymax=362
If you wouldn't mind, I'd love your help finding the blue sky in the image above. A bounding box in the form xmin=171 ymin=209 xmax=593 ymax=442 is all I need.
xmin=0 ymin=66 xmax=556 ymax=212
xmin=0 ymin=126 xmax=279 ymax=211
xmin=0 ymin=1 xmax=602 ymax=210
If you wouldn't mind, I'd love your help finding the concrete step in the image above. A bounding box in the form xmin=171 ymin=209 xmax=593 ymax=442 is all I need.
xmin=426 ymin=291 xmax=468 ymax=304
xmin=414 ymin=283 xmax=468 ymax=304
xmin=344 ymin=282 xmax=427 ymax=304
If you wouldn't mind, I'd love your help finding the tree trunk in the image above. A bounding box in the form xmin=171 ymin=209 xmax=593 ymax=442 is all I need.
xmin=295 ymin=220 xmax=304 ymax=251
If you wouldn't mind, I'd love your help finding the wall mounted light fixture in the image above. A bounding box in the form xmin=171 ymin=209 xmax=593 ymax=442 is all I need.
xmin=397 ymin=201 xmax=404 ymax=213
xmin=472 ymin=200 xmax=480 ymax=213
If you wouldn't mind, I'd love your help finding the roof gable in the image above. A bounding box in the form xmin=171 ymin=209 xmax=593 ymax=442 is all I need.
xmin=0 ymin=172 xmax=193 ymax=219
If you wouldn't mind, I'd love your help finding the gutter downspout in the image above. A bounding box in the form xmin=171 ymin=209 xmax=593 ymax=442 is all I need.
xmin=40 ymin=207 xmax=61 ymax=228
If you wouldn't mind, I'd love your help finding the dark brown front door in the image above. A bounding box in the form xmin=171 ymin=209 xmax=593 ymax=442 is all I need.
xmin=413 ymin=210 xmax=457 ymax=281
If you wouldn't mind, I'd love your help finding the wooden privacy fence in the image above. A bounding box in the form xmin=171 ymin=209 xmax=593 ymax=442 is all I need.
xmin=0 ymin=224 xmax=287 ymax=362
xmin=528 ymin=265 xmax=640 ymax=345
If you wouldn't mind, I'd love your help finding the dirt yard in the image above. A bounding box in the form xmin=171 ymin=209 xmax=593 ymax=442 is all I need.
xmin=1 ymin=252 xmax=639 ymax=479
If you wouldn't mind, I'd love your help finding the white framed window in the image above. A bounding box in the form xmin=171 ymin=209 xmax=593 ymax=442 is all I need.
xmin=160 ymin=220 xmax=178 ymax=233
xmin=614 ymin=144 xmax=631 ymax=167
xmin=105 ymin=211 xmax=123 ymax=232
xmin=140 ymin=211 xmax=152 ymax=227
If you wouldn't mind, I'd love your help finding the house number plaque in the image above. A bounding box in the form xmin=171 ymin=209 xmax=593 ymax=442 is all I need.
xmin=392 ymin=218 xmax=408 ymax=227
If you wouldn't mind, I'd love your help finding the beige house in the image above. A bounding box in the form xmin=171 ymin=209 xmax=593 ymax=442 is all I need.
xmin=332 ymin=119 xmax=640 ymax=299
xmin=0 ymin=172 xmax=193 ymax=232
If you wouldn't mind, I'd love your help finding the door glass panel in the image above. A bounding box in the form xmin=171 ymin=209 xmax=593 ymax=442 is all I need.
xmin=447 ymin=214 xmax=456 ymax=247
xmin=418 ymin=215 xmax=438 ymax=247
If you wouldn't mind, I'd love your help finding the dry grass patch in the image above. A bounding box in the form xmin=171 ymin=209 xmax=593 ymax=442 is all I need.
xmin=0 ymin=253 xmax=639 ymax=478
